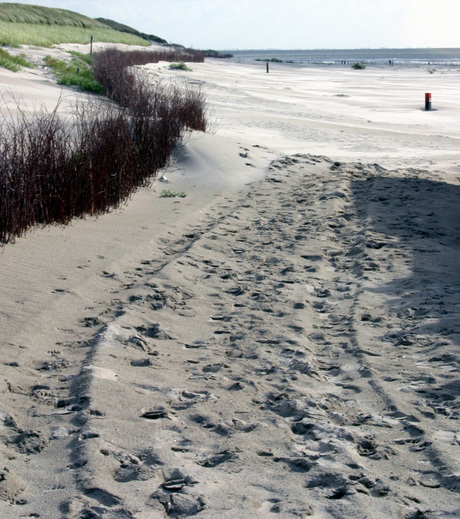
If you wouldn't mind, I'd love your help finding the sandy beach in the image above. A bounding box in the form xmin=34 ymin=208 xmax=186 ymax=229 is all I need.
xmin=0 ymin=47 xmax=459 ymax=518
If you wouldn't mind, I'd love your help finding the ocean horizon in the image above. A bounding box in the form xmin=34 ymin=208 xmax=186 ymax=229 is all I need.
xmin=221 ymin=47 xmax=460 ymax=66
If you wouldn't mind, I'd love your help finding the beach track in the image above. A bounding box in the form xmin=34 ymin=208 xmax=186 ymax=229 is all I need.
xmin=1 ymin=154 xmax=458 ymax=518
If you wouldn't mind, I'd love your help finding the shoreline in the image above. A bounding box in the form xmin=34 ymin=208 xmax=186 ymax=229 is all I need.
xmin=0 ymin=49 xmax=459 ymax=518
xmin=229 ymin=58 xmax=460 ymax=68
xmin=223 ymin=46 xmax=460 ymax=67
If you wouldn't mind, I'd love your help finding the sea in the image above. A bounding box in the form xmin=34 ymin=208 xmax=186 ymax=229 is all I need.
xmin=223 ymin=48 xmax=460 ymax=66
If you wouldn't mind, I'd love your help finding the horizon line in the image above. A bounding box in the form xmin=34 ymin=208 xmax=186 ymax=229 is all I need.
xmin=220 ymin=46 xmax=460 ymax=52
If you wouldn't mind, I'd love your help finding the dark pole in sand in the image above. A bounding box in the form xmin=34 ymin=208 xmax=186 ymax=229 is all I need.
xmin=425 ymin=92 xmax=432 ymax=111
xmin=266 ymin=62 xmax=269 ymax=73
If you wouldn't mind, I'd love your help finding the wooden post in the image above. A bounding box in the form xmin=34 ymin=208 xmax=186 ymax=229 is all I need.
xmin=266 ymin=62 xmax=269 ymax=73
xmin=90 ymin=35 xmax=93 ymax=55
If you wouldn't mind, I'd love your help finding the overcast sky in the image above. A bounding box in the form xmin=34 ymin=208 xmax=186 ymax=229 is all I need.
xmin=7 ymin=0 xmax=460 ymax=50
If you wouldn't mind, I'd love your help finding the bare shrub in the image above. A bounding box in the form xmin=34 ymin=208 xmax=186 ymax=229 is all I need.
xmin=0 ymin=103 xmax=73 ymax=241
xmin=0 ymin=47 xmax=207 ymax=244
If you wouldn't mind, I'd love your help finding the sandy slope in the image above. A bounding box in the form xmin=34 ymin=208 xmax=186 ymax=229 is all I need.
xmin=0 ymin=47 xmax=459 ymax=519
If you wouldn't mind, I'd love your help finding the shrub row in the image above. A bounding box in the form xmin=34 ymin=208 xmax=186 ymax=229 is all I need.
xmin=91 ymin=48 xmax=206 ymax=131
xmin=92 ymin=48 xmax=203 ymax=97
xmin=0 ymin=48 xmax=206 ymax=244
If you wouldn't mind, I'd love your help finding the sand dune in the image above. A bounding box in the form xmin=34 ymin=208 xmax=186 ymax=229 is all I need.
xmin=0 ymin=49 xmax=459 ymax=518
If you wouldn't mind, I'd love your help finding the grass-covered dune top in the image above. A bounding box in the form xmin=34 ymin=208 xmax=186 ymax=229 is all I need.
xmin=0 ymin=2 xmax=101 ymax=26
xmin=0 ymin=3 xmax=149 ymax=46
xmin=97 ymin=17 xmax=168 ymax=46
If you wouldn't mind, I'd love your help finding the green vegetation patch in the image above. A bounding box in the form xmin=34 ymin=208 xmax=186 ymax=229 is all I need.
xmin=0 ymin=47 xmax=34 ymax=71
xmin=351 ymin=62 xmax=366 ymax=70
xmin=0 ymin=4 xmax=165 ymax=48
xmin=0 ymin=4 xmax=148 ymax=47
xmin=0 ymin=20 xmax=149 ymax=47
xmin=96 ymin=17 xmax=168 ymax=45
xmin=0 ymin=2 xmax=103 ymax=26
xmin=68 ymin=50 xmax=94 ymax=65
xmin=44 ymin=53 xmax=105 ymax=94
xmin=160 ymin=189 xmax=187 ymax=198
xmin=169 ymin=62 xmax=191 ymax=71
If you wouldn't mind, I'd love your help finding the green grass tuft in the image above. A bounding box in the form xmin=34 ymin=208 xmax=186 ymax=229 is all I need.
xmin=68 ymin=50 xmax=95 ymax=65
xmin=160 ymin=189 xmax=187 ymax=198
xmin=44 ymin=54 xmax=105 ymax=94
xmin=169 ymin=62 xmax=191 ymax=71
xmin=0 ymin=47 xmax=34 ymax=71
xmin=351 ymin=62 xmax=366 ymax=70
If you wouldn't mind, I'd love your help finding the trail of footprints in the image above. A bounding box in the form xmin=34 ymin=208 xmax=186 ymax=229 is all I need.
xmin=2 ymin=153 xmax=458 ymax=518
xmin=74 ymin=155 xmax=458 ymax=517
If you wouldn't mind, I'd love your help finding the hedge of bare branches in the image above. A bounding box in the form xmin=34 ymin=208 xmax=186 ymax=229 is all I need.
xmin=0 ymin=49 xmax=206 ymax=244
xmin=92 ymin=47 xmax=204 ymax=105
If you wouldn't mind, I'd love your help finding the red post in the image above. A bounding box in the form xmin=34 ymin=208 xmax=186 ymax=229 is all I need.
xmin=425 ymin=93 xmax=432 ymax=111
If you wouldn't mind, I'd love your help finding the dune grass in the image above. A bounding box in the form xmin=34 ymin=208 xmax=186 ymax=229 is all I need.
xmin=44 ymin=53 xmax=105 ymax=95
xmin=0 ymin=47 xmax=34 ymax=71
xmin=160 ymin=190 xmax=187 ymax=198
xmin=0 ymin=2 xmax=103 ymax=25
xmin=0 ymin=4 xmax=148 ymax=47
xmin=0 ymin=3 xmax=153 ymax=47
xmin=169 ymin=62 xmax=192 ymax=71
xmin=0 ymin=21 xmax=149 ymax=47
xmin=96 ymin=17 xmax=168 ymax=45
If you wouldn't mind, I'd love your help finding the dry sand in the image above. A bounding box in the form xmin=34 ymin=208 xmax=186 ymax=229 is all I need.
xmin=0 ymin=46 xmax=459 ymax=519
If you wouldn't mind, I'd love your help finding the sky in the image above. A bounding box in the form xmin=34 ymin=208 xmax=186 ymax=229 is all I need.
xmin=5 ymin=0 xmax=460 ymax=50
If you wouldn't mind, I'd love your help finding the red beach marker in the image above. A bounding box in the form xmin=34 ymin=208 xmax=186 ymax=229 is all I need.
xmin=425 ymin=92 xmax=432 ymax=111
